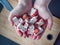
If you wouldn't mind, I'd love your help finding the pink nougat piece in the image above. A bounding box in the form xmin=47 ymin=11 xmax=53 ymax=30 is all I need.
xmin=13 ymin=17 xmax=19 ymax=26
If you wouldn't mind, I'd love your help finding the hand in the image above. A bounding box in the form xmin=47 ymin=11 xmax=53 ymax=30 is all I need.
xmin=8 ymin=0 xmax=32 ymax=38
xmin=31 ymin=0 xmax=53 ymax=40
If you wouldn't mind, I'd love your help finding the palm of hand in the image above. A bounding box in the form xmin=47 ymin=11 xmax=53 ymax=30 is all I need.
xmin=8 ymin=0 xmax=53 ymax=40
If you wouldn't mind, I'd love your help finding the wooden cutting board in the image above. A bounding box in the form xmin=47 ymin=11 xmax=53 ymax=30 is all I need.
xmin=0 ymin=0 xmax=60 ymax=45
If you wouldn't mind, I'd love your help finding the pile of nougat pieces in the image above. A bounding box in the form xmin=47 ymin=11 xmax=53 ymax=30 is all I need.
xmin=13 ymin=8 xmax=46 ymax=38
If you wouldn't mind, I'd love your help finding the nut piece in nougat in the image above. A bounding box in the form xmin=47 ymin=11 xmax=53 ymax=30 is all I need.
xmin=34 ymin=26 xmax=43 ymax=36
xmin=34 ymin=29 xmax=39 ymax=34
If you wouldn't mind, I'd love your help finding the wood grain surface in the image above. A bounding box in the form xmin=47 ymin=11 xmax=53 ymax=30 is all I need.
xmin=0 ymin=0 xmax=60 ymax=45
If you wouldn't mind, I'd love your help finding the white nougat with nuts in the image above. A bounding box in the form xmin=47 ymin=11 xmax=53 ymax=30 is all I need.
xmin=13 ymin=17 xmax=19 ymax=25
xmin=28 ymin=25 xmax=34 ymax=34
xmin=36 ymin=19 xmax=44 ymax=26
xmin=19 ymin=18 xmax=24 ymax=24
xmin=30 ymin=8 xmax=36 ymax=16
xmin=17 ymin=23 xmax=27 ymax=32
xmin=24 ymin=22 xmax=28 ymax=29
xmin=29 ymin=16 xmax=37 ymax=24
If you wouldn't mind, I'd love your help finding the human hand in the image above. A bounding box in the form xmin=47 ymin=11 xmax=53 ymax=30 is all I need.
xmin=31 ymin=0 xmax=53 ymax=40
xmin=8 ymin=0 xmax=32 ymax=38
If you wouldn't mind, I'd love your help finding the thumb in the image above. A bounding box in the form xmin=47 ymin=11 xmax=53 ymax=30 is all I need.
xmin=8 ymin=12 xmax=16 ymax=26
xmin=47 ymin=17 xmax=53 ymax=30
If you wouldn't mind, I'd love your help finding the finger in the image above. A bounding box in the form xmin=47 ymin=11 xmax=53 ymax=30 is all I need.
xmin=23 ymin=32 xmax=27 ymax=38
xmin=47 ymin=17 xmax=53 ymax=30
xmin=14 ymin=24 xmax=17 ymax=29
xmin=26 ymin=31 xmax=29 ymax=37
xmin=16 ymin=30 xmax=23 ymax=37
xmin=28 ymin=34 xmax=31 ymax=38
xmin=29 ymin=34 xmax=37 ymax=40
xmin=29 ymin=35 xmax=33 ymax=39
xmin=8 ymin=12 xmax=15 ymax=26
xmin=32 ymin=35 xmax=37 ymax=40
xmin=36 ymin=35 xmax=41 ymax=40
xmin=42 ymin=21 xmax=47 ymax=30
